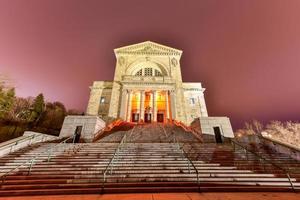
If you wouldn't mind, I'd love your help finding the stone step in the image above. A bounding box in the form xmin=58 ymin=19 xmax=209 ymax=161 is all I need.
xmin=0 ymin=186 xmax=296 ymax=196
xmin=1 ymin=139 xmax=299 ymax=195
xmin=2 ymin=175 xmax=298 ymax=185
xmin=1 ymin=181 xmax=299 ymax=191
xmin=0 ymin=163 xmax=220 ymax=169
xmin=11 ymin=169 xmax=276 ymax=175
xmin=2 ymin=173 xmax=280 ymax=184
xmin=14 ymin=169 xmax=251 ymax=174
xmin=8 ymin=166 xmax=240 ymax=171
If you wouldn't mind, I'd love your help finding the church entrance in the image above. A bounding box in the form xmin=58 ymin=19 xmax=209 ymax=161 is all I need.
xmin=144 ymin=113 xmax=151 ymax=123
xmin=157 ymin=113 xmax=164 ymax=123
xmin=213 ymin=126 xmax=223 ymax=143
xmin=132 ymin=113 xmax=139 ymax=122
xmin=73 ymin=126 xmax=82 ymax=143
xmin=127 ymin=90 xmax=170 ymax=124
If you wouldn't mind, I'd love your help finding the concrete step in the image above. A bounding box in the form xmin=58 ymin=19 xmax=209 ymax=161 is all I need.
xmin=1 ymin=138 xmax=299 ymax=195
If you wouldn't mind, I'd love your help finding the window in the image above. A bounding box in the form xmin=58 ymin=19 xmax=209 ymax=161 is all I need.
xmin=134 ymin=67 xmax=163 ymax=77
xmin=100 ymin=97 xmax=105 ymax=104
xmin=144 ymin=68 xmax=153 ymax=76
xmin=135 ymin=69 xmax=142 ymax=76
xmin=190 ymin=98 xmax=195 ymax=105
xmin=155 ymin=69 xmax=162 ymax=76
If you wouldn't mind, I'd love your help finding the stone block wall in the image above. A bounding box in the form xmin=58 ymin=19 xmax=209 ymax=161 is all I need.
xmin=197 ymin=117 xmax=234 ymax=138
xmin=59 ymin=115 xmax=106 ymax=142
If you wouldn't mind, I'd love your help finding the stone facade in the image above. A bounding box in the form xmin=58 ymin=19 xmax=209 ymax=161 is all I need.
xmin=60 ymin=41 xmax=235 ymax=141
xmin=59 ymin=115 xmax=105 ymax=142
xmin=196 ymin=117 xmax=234 ymax=139
xmin=86 ymin=41 xmax=209 ymax=125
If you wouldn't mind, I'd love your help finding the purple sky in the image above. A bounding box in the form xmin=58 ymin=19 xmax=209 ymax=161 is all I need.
xmin=0 ymin=0 xmax=300 ymax=129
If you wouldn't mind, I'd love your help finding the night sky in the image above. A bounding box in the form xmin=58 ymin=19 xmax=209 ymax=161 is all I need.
xmin=0 ymin=0 xmax=300 ymax=129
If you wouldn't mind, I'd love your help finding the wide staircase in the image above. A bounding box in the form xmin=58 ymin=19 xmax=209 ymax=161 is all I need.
xmin=0 ymin=124 xmax=299 ymax=196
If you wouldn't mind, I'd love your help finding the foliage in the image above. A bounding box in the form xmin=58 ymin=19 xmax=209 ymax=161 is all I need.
xmin=13 ymin=97 xmax=33 ymax=121
xmin=29 ymin=93 xmax=45 ymax=122
xmin=67 ymin=109 xmax=83 ymax=115
xmin=0 ymin=82 xmax=80 ymax=141
xmin=37 ymin=101 xmax=67 ymax=130
xmin=235 ymin=119 xmax=263 ymax=137
xmin=235 ymin=119 xmax=300 ymax=148
xmin=263 ymin=121 xmax=300 ymax=148
xmin=0 ymin=86 xmax=16 ymax=119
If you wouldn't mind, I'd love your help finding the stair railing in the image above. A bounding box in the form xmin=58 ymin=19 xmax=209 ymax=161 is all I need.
xmin=102 ymin=126 xmax=135 ymax=188
xmin=0 ymin=134 xmax=48 ymax=155
xmin=172 ymin=120 xmax=203 ymax=142
xmin=159 ymin=123 xmax=168 ymax=138
xmin=230 ymin=138 xmax=296 ymax=192
xmin=173 ymin=135 xmax=200 ymax=192
xmin=0 ymin=135 xmax=76 ymax=184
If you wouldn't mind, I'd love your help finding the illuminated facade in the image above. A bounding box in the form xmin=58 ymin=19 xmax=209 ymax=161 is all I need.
xmin=60 ymin=41 xmax=234 ymax=141
xmin=86 ymin=41 xmax=208 ymax=125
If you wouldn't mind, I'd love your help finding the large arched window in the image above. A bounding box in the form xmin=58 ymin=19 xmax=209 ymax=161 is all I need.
xmin=134 ymin=67 xmax=163 ymax=77
xmin=127 ymin=61 xmax=168 ymax=77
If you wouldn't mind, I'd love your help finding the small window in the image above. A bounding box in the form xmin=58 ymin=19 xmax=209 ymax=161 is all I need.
xmin=100 ymin=97 xmax=105 ymax=104
xmin=144 ymin=68 xmax=153 ymax=76
xmin=135 ymin=69 xmax=142 ymax=76
xmin=155 ymin=69 xmax=162 ymax=76
xmin=190 ymin=98 xmax=195 ymax=105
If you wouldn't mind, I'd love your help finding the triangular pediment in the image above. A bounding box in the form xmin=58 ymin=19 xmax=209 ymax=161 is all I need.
xmin=114 ymin=41 xmax=182 ymax=56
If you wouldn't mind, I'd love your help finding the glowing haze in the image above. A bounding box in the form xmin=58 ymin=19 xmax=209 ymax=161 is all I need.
xmin=0 ymin=0 xmax=300 ymax=129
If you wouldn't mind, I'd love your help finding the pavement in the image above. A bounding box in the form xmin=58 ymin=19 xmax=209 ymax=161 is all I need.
xmin=0 ymin=193 xmax=300 ymax=200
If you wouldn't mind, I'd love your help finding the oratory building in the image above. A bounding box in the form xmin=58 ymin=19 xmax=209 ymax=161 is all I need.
xmin=87 ymin=41 xmax=207 ymax=124
xmin=60 ymin=41 xmax=234 ymax=141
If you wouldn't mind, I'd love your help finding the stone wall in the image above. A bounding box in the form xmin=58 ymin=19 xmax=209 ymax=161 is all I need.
xmin=183 ymin=82 xmax=207 ymax=124
xmin=195 ymin=117 xmax=234 ymax=139
xmin=59 ymin=115 xmax=106 ymax=142
xmin=86 ymin=81 xmax=113 ymax=116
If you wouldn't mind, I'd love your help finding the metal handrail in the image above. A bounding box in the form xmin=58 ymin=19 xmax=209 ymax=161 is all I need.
xmin=257 ymin=134 xmax=300 ymax=153
xmin=159 ymin=123 xmax=168 ymax=138
xmin=0 ymin=134 xmax=47 ymax=152
xmin=230 ymin=138 xmax=295 ymax=192
xmin=102 ymin=126 xmax=135 ymax=187
xmin=173 ymin=135 xmax=200 ymax=191
xmin=0 ymin=135 xmax=75 ymax=184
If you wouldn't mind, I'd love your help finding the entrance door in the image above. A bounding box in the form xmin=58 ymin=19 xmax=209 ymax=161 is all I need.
xmin=144 ymin=113 xmax=151 ymax=123
xmin=157 ymin=113 xmax=164 ymax=123
xmin=74 ymin=126 xmax=82 ymax=143
xmin=213 ymin=127 xmax=223 ymax=143
xmin=131 ymin=113 xmax=139 ymax=122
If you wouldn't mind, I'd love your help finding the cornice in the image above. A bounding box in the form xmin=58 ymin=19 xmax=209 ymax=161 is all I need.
xmin=114 ymin=41 xmax=182 ymax=56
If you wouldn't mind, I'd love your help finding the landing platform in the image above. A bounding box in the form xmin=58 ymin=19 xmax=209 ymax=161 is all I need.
xmin=1 ymin=192 xmax=299 ymax=200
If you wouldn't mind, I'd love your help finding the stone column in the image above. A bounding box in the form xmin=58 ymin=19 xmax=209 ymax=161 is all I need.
xmin=139 ymin=90 xmax=145 ymax=122
xmin=165 ymin=90 xmax=170 ymax=120
xmin=170 ymin=90 xmax=176 ymax=120
xmin=126 ymin=90 xmax=132 ymax=122
xmin=119 ymin=89 xmax=128 ymax=120
xmin=152 ymin=91 xmax=157 ymax=122
xmin=198 ymin=95 xmax=208 ymax=117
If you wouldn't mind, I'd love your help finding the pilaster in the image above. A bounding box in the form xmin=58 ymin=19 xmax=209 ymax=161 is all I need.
xmin=153 ymin=91 xmax=157 ymax=122
xmin=126 ymin=90 xmax=132 ymax=122
xmin=119 ymin=89 xmax=128 ymax=120
xmin=165 ymin=90 xmax=170 ymax=120
xmin=140 ymin=90 xmax=145 ymax=122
